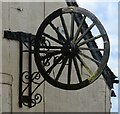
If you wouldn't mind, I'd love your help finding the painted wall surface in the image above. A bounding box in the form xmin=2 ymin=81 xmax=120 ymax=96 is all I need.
xmin=1 ymin=2 xmax=111 ymax=112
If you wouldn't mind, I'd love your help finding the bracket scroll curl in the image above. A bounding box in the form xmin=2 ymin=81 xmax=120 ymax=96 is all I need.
xmin=19 ymin=35 xmax=45 ymax=108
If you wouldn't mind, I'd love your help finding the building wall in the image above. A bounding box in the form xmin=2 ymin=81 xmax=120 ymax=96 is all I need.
xmin=1 ymin=1 xmax=111 ymax=112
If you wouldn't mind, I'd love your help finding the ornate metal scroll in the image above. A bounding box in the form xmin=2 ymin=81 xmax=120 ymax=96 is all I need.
xmin=18 ymin=33 xmax=45 ymax=108
xmin=3 ymin=31 xmax=44 ymax=107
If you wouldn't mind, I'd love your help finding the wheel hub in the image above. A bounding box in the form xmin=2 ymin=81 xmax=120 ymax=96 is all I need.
xmin=62 ymin=41 xmax=79 ymax=57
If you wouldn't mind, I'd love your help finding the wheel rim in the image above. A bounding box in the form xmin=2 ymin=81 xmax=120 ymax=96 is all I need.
xmin=34 ymin=6 xmax=110 ymax=90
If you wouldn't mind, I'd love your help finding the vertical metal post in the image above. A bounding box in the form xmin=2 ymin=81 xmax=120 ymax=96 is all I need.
xmin=19 ymin=41 xmax=23 ymax=107
xmin=4 ymin=31 xmax=44 ymax=108
xmin=28 ymin=35 xmax=32 ymax=108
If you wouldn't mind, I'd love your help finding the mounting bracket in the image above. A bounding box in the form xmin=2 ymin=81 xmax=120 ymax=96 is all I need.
xmin=3 ymin=6 xmax=118 ymax=108
xmin=4 ymin=31 xmax=45 ymax=108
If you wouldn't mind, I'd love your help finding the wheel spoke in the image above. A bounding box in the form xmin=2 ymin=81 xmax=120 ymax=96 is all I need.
xmin=76 ymin=55 xmax=93 ymax=75
xmin=67 ymin=57 xmax=72 ymax=84
xmin=46 ymin=55 xmax=64 ymax=74
xmin=73 ymin=57 xmax=82 ymax=83
xmin=73 ymin=15 xmax=86 ymax=41
xmin=55 ymin=57 xmax=68 ymax=81
xmin=79 ymin=52 xmax=101 ymax=64
xmin=49 ymin=22 xmax=66 ymax=42
xmin=70 ymin=13 xmax=74 ymax=40
xmin=78 ymin=34 xmax=105 ymax=46
xmin=76 ymin=23 xmax=95 ymax=44
xmin=43 ymin=33 xmax=64 ymax=45
xmin=79 ymin=47 xmax=104 ymax=51
xmin=60 ymin=15 xmax=69 ymax=40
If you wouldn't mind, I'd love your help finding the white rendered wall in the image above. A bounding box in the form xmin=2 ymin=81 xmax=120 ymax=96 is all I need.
xmin=1 ymin=2 xmax=111 ymax=112
xmin=0 ymin=1 xmax=1 ymax=81
xmin=0 ymin=73 xmax=13 ymax=112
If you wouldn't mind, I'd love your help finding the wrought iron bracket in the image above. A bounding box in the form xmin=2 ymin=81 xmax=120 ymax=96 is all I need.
xmin=3 ymin=6 xmax=119 ymax=109
xmin=4 ymin=31 xmax=45 ymax=108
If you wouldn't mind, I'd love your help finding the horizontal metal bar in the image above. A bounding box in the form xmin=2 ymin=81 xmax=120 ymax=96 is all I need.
xmin=4 ymin=30 xmax=36 ymax=43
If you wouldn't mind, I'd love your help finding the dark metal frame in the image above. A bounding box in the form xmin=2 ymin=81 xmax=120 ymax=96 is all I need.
xmin=4 ymin=31 xmax=44 ymax=108
xmin=19 ymin=34 xmax=45 ymax=108
xmin=34 ymin=6 xmax=110 ymax=90
xmin=3 ymin=2 xmax=119 ymax=109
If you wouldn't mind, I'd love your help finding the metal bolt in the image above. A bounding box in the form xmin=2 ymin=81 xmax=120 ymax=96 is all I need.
xmin=17 ymin=8 xmax=23 ymax=11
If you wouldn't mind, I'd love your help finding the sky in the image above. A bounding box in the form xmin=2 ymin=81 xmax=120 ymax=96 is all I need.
xmin=76 ymin=0 xmax=119 ymax=112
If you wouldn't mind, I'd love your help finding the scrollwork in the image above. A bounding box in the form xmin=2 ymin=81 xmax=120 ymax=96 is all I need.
xmin=41 ymin=37 xmax=52 ymax=67
xmin=42 ymin=56 xmax=51 ymax=66
xmin=31 ymin=93 xmax=42 ymax=107
xmin=22 ymin=71 xmax=29 ymax=84
xmin=32 ymin=72 xmax=41 ymax=84
xmin=23 ymin=102 xmax=29 ymax=107
xmin=54 ymin=56 xmax=62 ymax=64
xmin=42 ymin=37 xmax=51 ymax=48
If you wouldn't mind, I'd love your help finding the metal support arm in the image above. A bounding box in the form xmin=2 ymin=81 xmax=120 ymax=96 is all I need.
xmin=4 ymin=31 xmax=45 ymax=108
